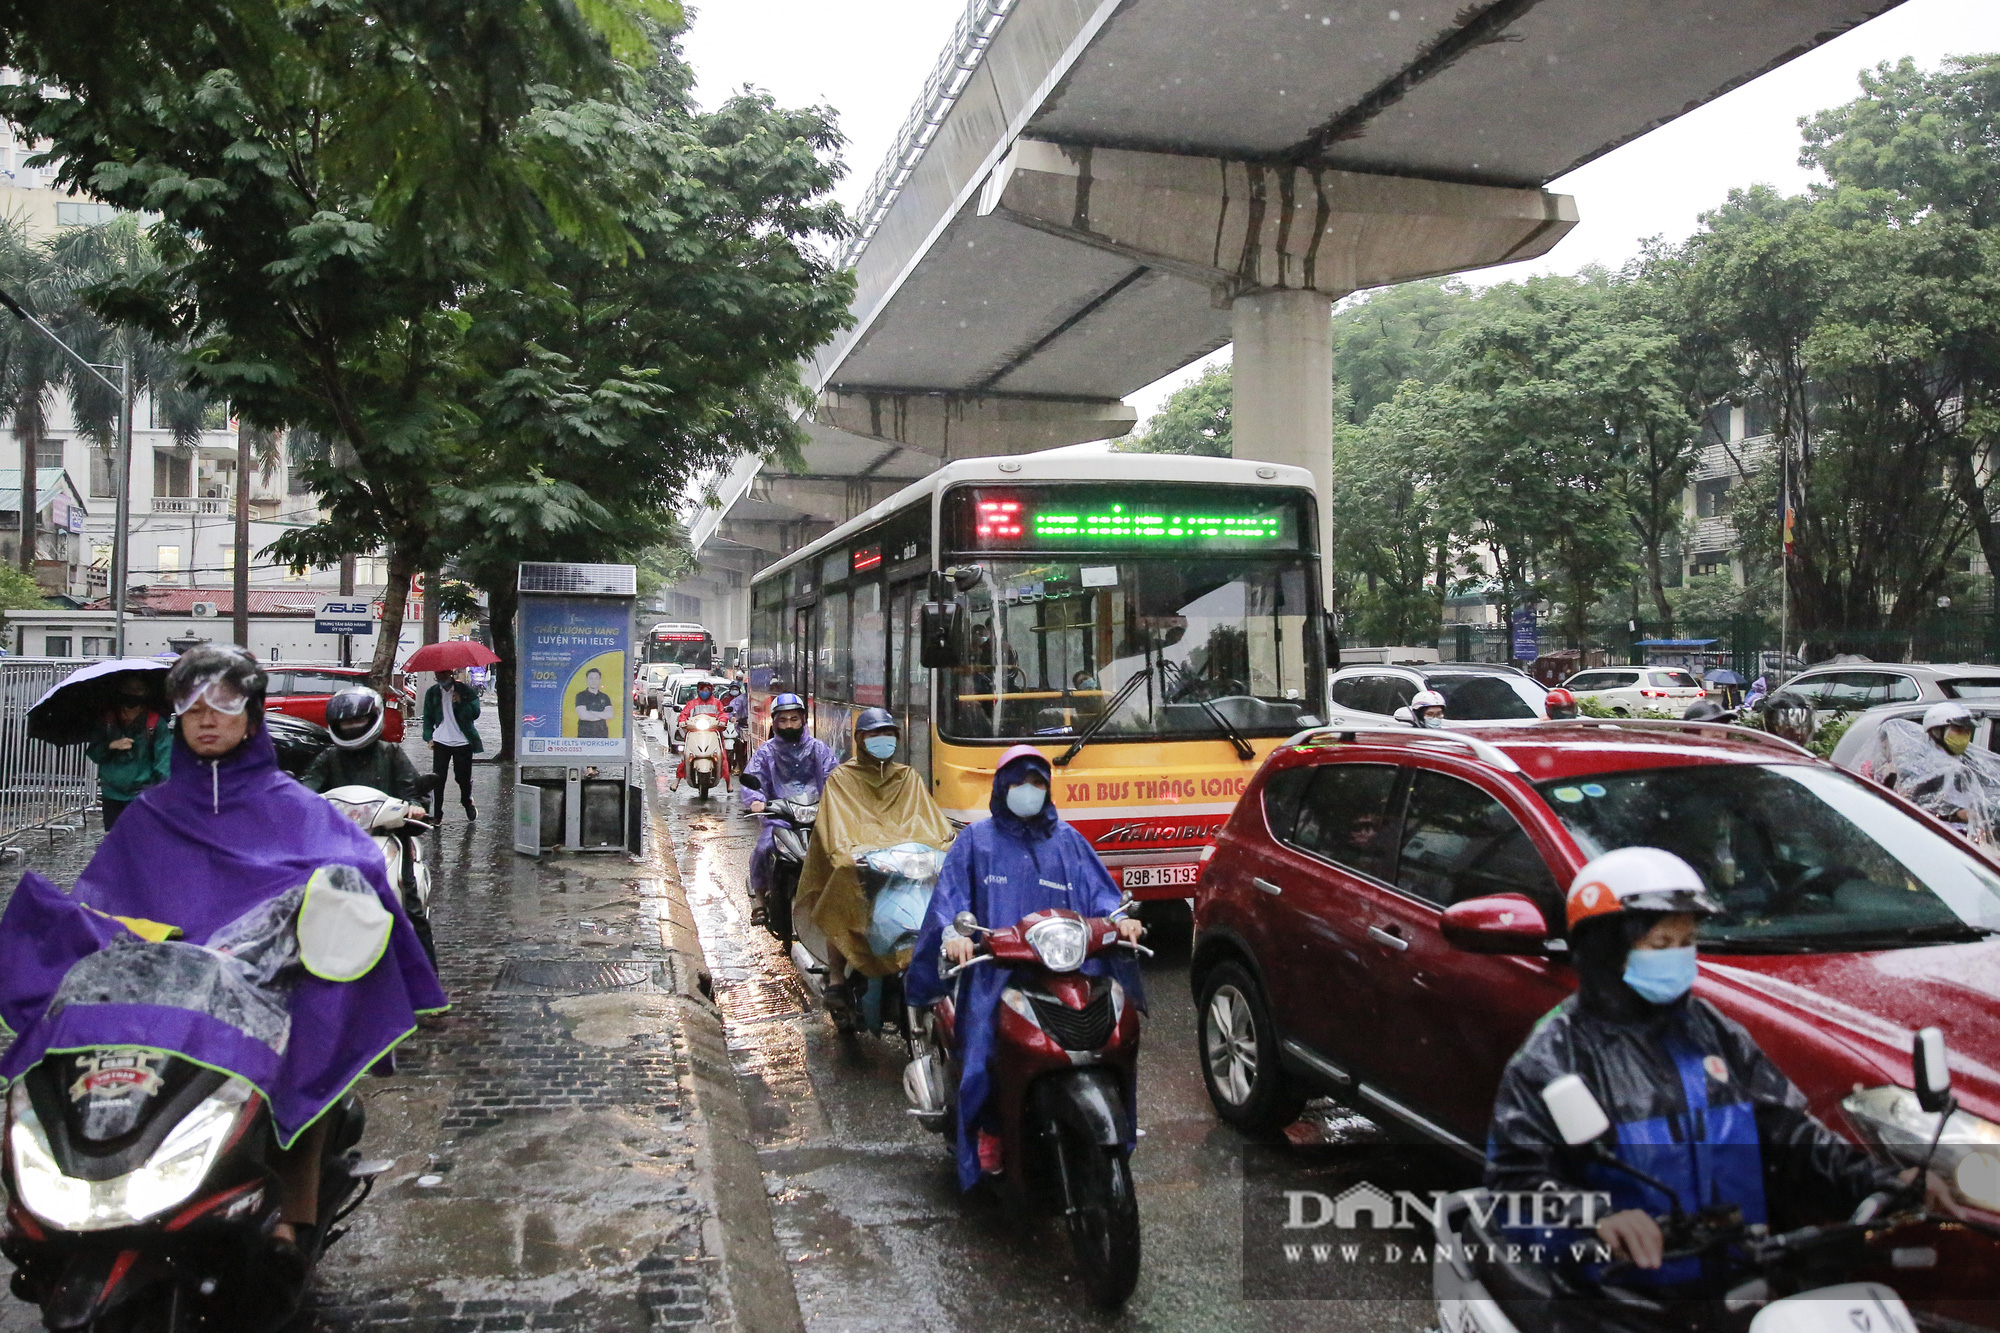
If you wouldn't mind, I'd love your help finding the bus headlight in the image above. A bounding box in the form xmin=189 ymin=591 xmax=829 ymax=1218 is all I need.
xmin=1844 ymin=1085 xmax=2000 ymax=1211
xmin=1025 ymin=917 xmax=1088 ymax=972
xmin=8 ymin=1078 xmax=253 ymax=1231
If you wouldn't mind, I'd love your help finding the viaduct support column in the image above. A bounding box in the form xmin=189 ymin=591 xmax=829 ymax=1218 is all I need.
xmin=1231 ymin=289 xmax=1334 ymax=597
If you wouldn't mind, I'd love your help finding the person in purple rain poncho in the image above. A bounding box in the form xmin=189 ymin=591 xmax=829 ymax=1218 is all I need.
xmin=905 ymin=745 xmax=1146 ymax=1190
xmin=741 ymin=693 xmax=839 ymax=924
xmin=0 ymin=645 xmax=446 ymax=1252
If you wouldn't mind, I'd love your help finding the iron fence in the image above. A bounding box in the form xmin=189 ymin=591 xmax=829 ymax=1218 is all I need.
xmin=0 ymin=658 xmax=98 ymax=854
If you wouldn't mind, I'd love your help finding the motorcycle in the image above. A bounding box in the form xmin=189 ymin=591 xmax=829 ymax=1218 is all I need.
xmin=1434 ymin=1028 xmax=1980 ymax=1333
xmin=723 ymin=712 xmax=747 ymax=778
xmin=682 ymin=714 xmax=725 ymax=797
xmin=4 ymin=1053 xmax=388 ymax=1330
xmin=903 ymin=902 xmax=1151 ymax=1309
xmin=738 ymin=773 xmax=818 ymax=944
xmin=322 ymin=784 xmax=435 ymax=967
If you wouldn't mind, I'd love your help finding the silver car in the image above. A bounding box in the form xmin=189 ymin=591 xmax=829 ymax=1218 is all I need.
xmin=1327 ymin=662 xmax=1547 ymax=725
xmin=1782 ymin=662 xmax=2000 ymax=726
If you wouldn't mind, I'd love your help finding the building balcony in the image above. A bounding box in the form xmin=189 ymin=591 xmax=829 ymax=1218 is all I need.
xmin=152 ymin=497 xmax=227 ymax=515
xmin=1696 ymin=434 xmax=1776 ymax=481
xmin=1694 ymin=515 xmax=1738 ymax=552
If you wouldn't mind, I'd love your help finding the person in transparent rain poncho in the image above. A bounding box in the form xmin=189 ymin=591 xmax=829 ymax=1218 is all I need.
xmin=1871 ymin=700 xmax=2000 ymax=842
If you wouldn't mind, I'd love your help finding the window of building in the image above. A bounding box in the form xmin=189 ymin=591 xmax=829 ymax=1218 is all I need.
xmin=220 ymin=545 xmax=235 ymax=575
xmin=34 ymin=440 xmax=62 ymax=469
xmin=1695 ymin=478 xmax=1733 ymax=519
xmin=155 ymin=545 xmax=181 ymax=581
xmin=153 ymin=449 xmax=191 ymax=499
xmin=43 ymin=635 xmax=72 ymax=656
xmin=80 ymin=636 xmax=113 ymax=657
xmin=88 ymin=446 xmax=116 ymax=498
xmin=55 ymin=201 xmax=119 ymax=227
xmin=1689 ymin=556 xmax=1727 ymax=578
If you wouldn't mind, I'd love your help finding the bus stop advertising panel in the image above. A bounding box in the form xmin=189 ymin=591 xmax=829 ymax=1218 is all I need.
xmin=513 ymin=562 xmax=638 ymax=854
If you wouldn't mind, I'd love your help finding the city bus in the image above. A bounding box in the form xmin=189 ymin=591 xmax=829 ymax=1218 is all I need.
xmin=643 ymin=622 xmax=717 ymax=669
xmin=745 ymin=454 xmax=1329 ymax=898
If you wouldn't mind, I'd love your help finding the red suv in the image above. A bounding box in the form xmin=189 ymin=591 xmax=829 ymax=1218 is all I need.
xmin=1192 ymin=720 xmax=2000 ymax=1284
xmin=264 ymin=664 xmax=412 ymax=742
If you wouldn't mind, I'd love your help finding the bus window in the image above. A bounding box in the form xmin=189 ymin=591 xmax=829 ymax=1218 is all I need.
xmin=817 ymin=589 xmax=850 ymax=740
xmin=891 ymin=581 xmax=930 ymax=782
xmin=945 ymin=559 xmax=1318 ymax=742
xmin=853 ymin=579 xmax=886 ymax=707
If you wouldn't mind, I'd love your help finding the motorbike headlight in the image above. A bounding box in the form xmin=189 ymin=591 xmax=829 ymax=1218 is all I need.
xmin=1844 ymin=1085 xmax=2000 ymax=1211
xmin=7 ymin=1078 xmax=254 ymax=1231
xmin=1024 ymin=917 xmax=1088 ymax=973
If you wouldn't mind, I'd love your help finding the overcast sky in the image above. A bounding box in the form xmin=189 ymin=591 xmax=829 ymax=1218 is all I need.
xmin=681 ymin=0 xmax=2000 ymax=426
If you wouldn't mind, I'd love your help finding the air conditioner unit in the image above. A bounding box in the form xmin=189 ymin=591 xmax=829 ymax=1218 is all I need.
xmin=190 ymin=601 xmax=218 ymax=618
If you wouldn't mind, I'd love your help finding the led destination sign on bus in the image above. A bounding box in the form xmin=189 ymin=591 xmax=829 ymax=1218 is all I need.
xmin=956 ymin=485 xmax=1304 ymax=552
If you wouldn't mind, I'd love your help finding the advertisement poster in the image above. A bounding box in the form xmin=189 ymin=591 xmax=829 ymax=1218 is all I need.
xmin=519 ymin=597 xmax=628 ymax=757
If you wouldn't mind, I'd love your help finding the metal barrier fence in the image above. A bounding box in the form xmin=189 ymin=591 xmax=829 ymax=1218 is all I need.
xmin=0 ymin=658 xmax=98 ymax=854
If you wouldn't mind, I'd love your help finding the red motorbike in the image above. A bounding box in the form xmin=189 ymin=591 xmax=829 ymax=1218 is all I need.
xmin=902 ymin=905 xmax=1149 ymax=1309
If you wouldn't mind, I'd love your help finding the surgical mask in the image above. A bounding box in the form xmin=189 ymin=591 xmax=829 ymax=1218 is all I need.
xmin=1943 ymin=729 xmax=1974 ymax=757
xmin=697 ymin=688 xmax=712 ymax=700
xmin=775 ymin=724 xmax=804 ymax=743
xmin=1416 ymin=710 xmax=1443 ymax=730
xmin=863 ymin=734 xmax=898 ymax=760
xmin=1623 ymin=945 xmax=1697 ymax=1005
xmin=1006 ymin=782 xmax=1047 ymax=818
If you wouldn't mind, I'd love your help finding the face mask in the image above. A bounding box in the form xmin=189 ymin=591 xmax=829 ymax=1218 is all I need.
xmin=1943 ymin=729 xmax=1973 ymax=756
xmin=775 ymin=724 xmax=804 ymax=743
xmin=1006 ymin=782 xmax=1048 ymax=818
xmin=697 ymin=689 xmax=712 ymax=700
xmin=1623 ymin=945 xmax=1697 ymax=1005
xmin=863 ymin=734 xmax=898 ymax=760
xmin=1416 ymin=711 xmax=1443 ymax=730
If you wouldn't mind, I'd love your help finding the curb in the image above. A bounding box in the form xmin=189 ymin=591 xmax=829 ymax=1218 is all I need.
xmin=640 ymin=747 xmax=806 ymax=1333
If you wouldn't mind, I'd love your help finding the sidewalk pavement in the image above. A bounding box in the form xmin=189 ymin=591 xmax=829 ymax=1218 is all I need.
xmin=0 ymin=720 xmax=801 ymax=1333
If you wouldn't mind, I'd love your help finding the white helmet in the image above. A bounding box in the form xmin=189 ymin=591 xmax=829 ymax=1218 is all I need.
xmin=1566 ymin=847 xmax=1724 ymax=931
xmin=1409 ymin=688 xmax=1447 ymax=728
xmin=1924 ymin=701 xmax=1974 ymax=734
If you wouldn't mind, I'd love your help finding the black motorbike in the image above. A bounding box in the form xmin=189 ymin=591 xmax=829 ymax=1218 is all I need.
xmin=739 ymin=773 xmax=818 ymax=944
xmin=3 ymin=1047 xmax=388 ymax=1331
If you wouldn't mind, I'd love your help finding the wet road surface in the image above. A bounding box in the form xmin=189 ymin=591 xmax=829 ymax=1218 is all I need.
xmin=651 ymin=723 xmax=1464 ymax=1332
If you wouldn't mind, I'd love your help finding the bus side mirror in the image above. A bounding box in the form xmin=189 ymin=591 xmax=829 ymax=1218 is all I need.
xmin=920 ymin=602 xmax=964 ymax=669
xmin=1325 ymin=625 xmax=1341 ymax=672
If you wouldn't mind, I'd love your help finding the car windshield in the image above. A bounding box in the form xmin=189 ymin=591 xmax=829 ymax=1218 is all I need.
xmin=1426 ymin=673 xmax=1542 ymax=720
xmin=945 ymin=557 xmax=1322 ymax=741
xmin=1537 ymin=763 xmax=2000 ymax=952
xmin=1653 ymin=670 xmax=1699 ymax=688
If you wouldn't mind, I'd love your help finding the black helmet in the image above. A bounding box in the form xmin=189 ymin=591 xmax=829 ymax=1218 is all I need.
xmin=1683 ymin=700 xmax=1727 ymax=722
xmin=165 ymin=643 xmax=267 ymax=726
xmin=1760 ymin=691 xmax=1816 ymax=746
xmin=325 ymin=686 xmax=385 ymax=750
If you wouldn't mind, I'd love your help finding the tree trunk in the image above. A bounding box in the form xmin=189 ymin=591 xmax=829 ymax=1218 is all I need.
xmin=232 ymin=424 xmax=253 ymax=648
xmin=370 ymin=547 xmax=415 ymax=691
xmin=1643 ymin=539 xmax=1674 ymax=635
xmin=422 ymin=567 xmax=440 ymax=645
xmin=16 ymin=405 xmax=37 ymax=579
xmin=489 ymin=579 xmax=519 ymax=762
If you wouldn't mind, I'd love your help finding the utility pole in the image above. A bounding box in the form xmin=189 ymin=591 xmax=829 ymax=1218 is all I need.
xmin=338 ymin=553 xmax=355 ymax=667
xmin=232 ymin=421 xmax=252 ymax=647
xmin=422 ymin=567 xmax=439 ymax=645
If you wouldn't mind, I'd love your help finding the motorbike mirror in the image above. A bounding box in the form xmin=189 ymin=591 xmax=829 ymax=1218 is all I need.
xmin=1542 ymin=1074 xmax=1612 ymax=1147
xmin=1914 ymin=1026 xmax=1953 ymax=1115
xmin=738 ymin=774 xmax=762 ymax=793
xmin=1440 ymin=894 xmax=1552 ymax=955
xmin=953 ymin=911 xmax=981 ymax=937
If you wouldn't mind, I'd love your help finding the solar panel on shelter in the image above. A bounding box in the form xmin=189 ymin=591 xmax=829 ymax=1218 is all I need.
xmin=516 ymin=562 xmax=638 ymax=596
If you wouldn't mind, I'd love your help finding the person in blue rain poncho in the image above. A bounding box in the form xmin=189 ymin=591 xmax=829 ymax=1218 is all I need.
xmin=740 ymin=693 xmax=840 ymax=923
xmin=906 ymin=745 xmax=1146 ymax=1190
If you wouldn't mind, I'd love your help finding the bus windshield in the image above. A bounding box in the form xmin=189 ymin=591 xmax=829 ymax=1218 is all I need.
xmin=944 ymin=557 xmax=1322 ymax=742
xmin=646 ymin=633 xmax=713 ymax=667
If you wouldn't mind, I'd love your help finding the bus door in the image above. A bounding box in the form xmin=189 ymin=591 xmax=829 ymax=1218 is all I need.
xmin=792 ymin=604 xmax=815 ymax=725
xmin=890 ymin=580 xmax=930 ymax=783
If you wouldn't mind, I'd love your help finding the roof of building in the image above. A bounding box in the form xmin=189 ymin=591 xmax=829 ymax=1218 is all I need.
xmin=0 ymin=468 xmax=83 ymax=507
xmin=81 ymin=587 xmax=328 ymax=616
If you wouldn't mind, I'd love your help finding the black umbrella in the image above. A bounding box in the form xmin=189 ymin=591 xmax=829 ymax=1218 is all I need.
xmin=26 ymin=659 xmax=171 ymax=746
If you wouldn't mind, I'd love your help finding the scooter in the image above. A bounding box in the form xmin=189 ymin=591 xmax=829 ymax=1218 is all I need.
xmin=2 ymin=1050 xmax=389 ymax=1331
xmin=1434 ymin=1028 xmax=1981 ymax=1333
xmin=903 ymin=902 xmax=1151 ymax=1309
xmin=682 ymin=714 xmax=726 ymax=797
xmin=323 ymin=784 xmax=435 ymax=966
xmin=784 ymin=839 xmax=944 ymax=1040
xmin=723 ymin=712 xmax=747 ymax=778
xmin=738 ymin=773 xmax=818 ymax=944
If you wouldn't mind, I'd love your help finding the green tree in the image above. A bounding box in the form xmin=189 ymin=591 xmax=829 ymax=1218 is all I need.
xmin=0 ymin=0 xmax=677 ymax=686
xmin=1119 ymin=363 xmax=1231 ymax=456
xmin=1328 ymin=390 xmax=1448 ymax=645
xmin=1330 ymin=278 xmax=1479 ymax=424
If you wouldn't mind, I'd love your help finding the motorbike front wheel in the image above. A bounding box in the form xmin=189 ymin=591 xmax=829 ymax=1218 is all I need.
xmin=1055 ymin=1125 xmax=1141 ymax=1309
xmin=766 ymin=859 xmax=798 ymax=943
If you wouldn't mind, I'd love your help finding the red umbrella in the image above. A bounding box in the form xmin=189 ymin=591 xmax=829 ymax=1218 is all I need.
xmin=402 ymin=640 xmax=500 ymax=674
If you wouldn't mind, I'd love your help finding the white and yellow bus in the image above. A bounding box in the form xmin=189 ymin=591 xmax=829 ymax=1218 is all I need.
xmin=745 ymin=453 xmax=1329 ymax=900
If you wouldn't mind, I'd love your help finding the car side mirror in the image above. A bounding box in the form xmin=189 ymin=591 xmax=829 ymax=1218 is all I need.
xmin=919 ymin=602 xmax=965 ymax=669
xmin=1542 ymin=1074 xmax=1611 ymax=1146
xmin=1914 ymin=1026 xmax=1953 ymax=1115
xmin=1392 ymin=706 xmax=1414 ymax=724
xmin=1441 ymin=894 xmax=1552 ymax=955
xmin=737 ymin=773 xmax=761 ymax=793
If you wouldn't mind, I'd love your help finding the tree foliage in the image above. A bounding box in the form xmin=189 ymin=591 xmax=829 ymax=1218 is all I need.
xmin=1118 ymin=363 xmax=1231 ymax=456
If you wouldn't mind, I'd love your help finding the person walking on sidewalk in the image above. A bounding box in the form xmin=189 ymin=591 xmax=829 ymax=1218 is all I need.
xmin=84 ymin=677 xmax=173 ymax=830
xmin=423 ymin=669 xmax=482 ymax=822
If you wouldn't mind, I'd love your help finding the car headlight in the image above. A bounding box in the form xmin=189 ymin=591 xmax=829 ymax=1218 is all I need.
xmin=8 ymin=1078 xmax=254 ymax=1231
xmin=1843 ymin=1085 xmax=2000 ymax=1211
xmin=1024 ymin=917 xmax=1088 ymax=972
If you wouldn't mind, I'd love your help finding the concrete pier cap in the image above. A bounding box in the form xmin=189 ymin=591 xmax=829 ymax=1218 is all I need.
xmin=980 ymin=136 xmax=1578 ymax=594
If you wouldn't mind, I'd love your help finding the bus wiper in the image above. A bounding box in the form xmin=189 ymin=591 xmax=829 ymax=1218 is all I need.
xmin=1198 ymin=698 xmax=1256 ymax=760
xmin=1056 ymin=671 xmax=1150 ymax=767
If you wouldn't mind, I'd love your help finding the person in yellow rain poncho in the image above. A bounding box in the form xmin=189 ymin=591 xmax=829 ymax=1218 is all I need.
xmin=794 ymin=708 xmax=955 ymax=1026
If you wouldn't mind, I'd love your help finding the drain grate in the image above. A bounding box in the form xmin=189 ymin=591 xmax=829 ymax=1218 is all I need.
xmin=493 ymin=960 xmax=658 ymax=995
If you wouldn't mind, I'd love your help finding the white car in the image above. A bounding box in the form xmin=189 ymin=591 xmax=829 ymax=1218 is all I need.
xmin=1559 ymin=666 xmax=1706 ymax=717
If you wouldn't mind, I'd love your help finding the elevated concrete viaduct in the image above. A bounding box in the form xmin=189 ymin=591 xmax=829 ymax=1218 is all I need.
xmin=682 ymin=0 xmax=1907 ymax=628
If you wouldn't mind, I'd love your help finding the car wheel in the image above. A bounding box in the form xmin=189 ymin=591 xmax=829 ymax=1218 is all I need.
xmin=1197 ymin=961 xmax=1304 ymax=1134
xmin=1612 ymin=705 xmax=1631 ymax=717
